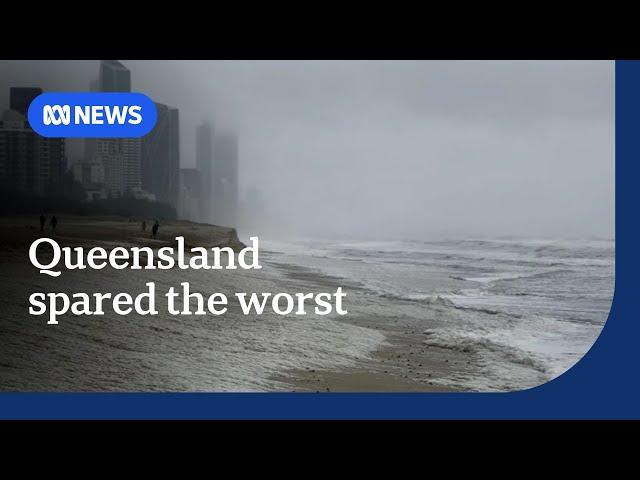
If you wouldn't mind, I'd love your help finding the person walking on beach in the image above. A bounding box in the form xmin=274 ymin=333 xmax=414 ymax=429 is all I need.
xmin=39 ymin=214 xmax=46 ymax=232
xmin=151 ymin=220 xmax=159 ymax=239
xmin=142 ymin=220 xmax=147 ymax=232
xmin=50 ymin=215 xmax=58 ymax=233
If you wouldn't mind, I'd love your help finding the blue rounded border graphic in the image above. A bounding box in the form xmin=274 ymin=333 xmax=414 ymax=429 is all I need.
xmin=0 ymin=61 xmax=632 ymax=419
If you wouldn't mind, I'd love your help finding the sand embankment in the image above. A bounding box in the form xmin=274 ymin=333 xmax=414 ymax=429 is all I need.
xmin=0 ymin=215 xmax=245 ymax=253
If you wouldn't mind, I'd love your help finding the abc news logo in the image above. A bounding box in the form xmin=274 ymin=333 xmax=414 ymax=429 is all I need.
xmin=43 ymin=104 xmax=143 ymax=126
xmin=28 ymin=92 xmax=157 ymax=138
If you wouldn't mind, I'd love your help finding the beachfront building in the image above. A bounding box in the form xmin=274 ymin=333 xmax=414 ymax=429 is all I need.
xmin=87 ymin=60 xmax=156 ymax=200
xmin=212 ymin=131 xmax=239 ymax=227
xmin=0 ymin=108 xmax=66 ymax=196
xmin=129 ymin=187 xmax=156 ymax=201
xmin=141 ymin=103 xmax=180 ymax=209
xmin=9 ymin=87 xmax=42 ymax=117
xmin=99 ymin=60 xmax=131 ymax=92
xmin=196 ymin=121 xmax=214 ymax=222
xmin=179 ymin=167 xmax=201 ymax=221
xmin=83 ymin=79 xmax=100 ymax=162
xmin=86 ymin=60 xmax=131 ymax=169
xmin=95 ymin=138 xmax=142 ymax=197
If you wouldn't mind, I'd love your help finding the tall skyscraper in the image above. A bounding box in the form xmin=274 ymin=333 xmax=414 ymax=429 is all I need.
xmin=212 ymin=132 xmax=239 ymax=227
xmin=196 ymin=121 xmax=213 ymax=222
xmin=179 ymin=168 xmax=201 ymax=221
xmin=0 ymin=108 xmax=65 ymax=196
xmin=89 ymin=60 xmax=141 ymax=197
xmin=83 ymin=79 xmax=100 ymax=162
xmin=99 ymin=60 xmax=131 ymax=92
xmin=141 ymin=103 xmax=180 ymax=209
xmin=9 ymin=87 xmax=42 ymax=116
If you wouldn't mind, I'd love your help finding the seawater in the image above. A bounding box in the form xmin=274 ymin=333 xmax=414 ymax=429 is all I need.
xmin=261 ymin=237 xmax=614 ymax=391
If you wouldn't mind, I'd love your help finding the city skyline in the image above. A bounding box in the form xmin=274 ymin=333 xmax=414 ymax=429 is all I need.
xmin=0 ymin=60 xmax=242 ymax=228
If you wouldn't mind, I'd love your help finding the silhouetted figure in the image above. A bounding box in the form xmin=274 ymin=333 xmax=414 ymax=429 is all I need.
xmin=50 ymin=215 xmax=58 ymax=232
xmin=142 ymin=220 xmax=147 ymax=232
xmin=152 ymin=220 xmax=159 ymax=239
xmin=39 ymin=214 xmax=46 ymax=232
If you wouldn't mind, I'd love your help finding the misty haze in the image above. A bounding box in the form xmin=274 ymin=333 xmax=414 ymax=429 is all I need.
xmin=0 ymin=60 xmax=613 ymax=239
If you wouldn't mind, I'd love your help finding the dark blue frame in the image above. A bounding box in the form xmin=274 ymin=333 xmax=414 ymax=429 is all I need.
xmin=0 ymin=60 xmax=634 ymax=420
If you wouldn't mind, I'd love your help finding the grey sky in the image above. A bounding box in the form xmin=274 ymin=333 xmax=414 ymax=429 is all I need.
xmin=0 ymin=60 xmax=614 ymax=239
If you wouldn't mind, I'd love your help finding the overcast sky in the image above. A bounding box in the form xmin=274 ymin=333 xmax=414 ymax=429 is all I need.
xmin=0 ymin=60 xmax=614 ymax=239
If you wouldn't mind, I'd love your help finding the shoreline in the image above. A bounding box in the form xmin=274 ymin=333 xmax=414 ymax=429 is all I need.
xmin=271 ymin=333 xmax=467 ymax=392
xmin=265 ymin=260 xmax=471 ymax=392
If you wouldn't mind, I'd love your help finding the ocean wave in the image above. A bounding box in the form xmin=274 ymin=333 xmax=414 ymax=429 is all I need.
xmin=377 ymin=290 xmax=521 ymax=319
xmin=451 ymin=304 xmax=522 ymax=318
xmin=421 ymin=330 xmax=548 ymax=373
xmin=360 ymin=251 xmax=611 ymax=271
xmin=463 ymin=268 xmax=580 ymax=287
xmin=378 ymin=292 xmax=458 ymax=307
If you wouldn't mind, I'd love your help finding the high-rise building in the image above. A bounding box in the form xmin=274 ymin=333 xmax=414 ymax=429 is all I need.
xmin=179 ymin=168 xmax=201 ymax=221
xmin=88 ymin=60 xmax=142 ymax=198
xmin=196 ymin=121 xmax=213 ymax=222
xmin=9 ymin=87 xmax=42 ymax=116
xmin=99 ymin=60 xmax=131 ymax=92
xmin=96 ymin=137 xmax=141 ymax=197
xmin=212 ymin=132 xmax=239 ymax=227
xmin=0 ymin=108 xmax=65 ymax=196
xmin=83 ymin=79 xmax=100 ymax=162
xmin=141 ymin=103 xmax=180 ymax=209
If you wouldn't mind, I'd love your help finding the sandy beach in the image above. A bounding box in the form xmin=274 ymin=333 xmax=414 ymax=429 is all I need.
xmin=0 ymin=215 xmax=469 ymax=392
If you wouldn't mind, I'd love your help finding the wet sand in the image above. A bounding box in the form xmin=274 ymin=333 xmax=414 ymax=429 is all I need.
xmin=269 ymin=264 xmax=473 ymax=392
xmin=273 ymin=336 xmax=467 ymax=392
